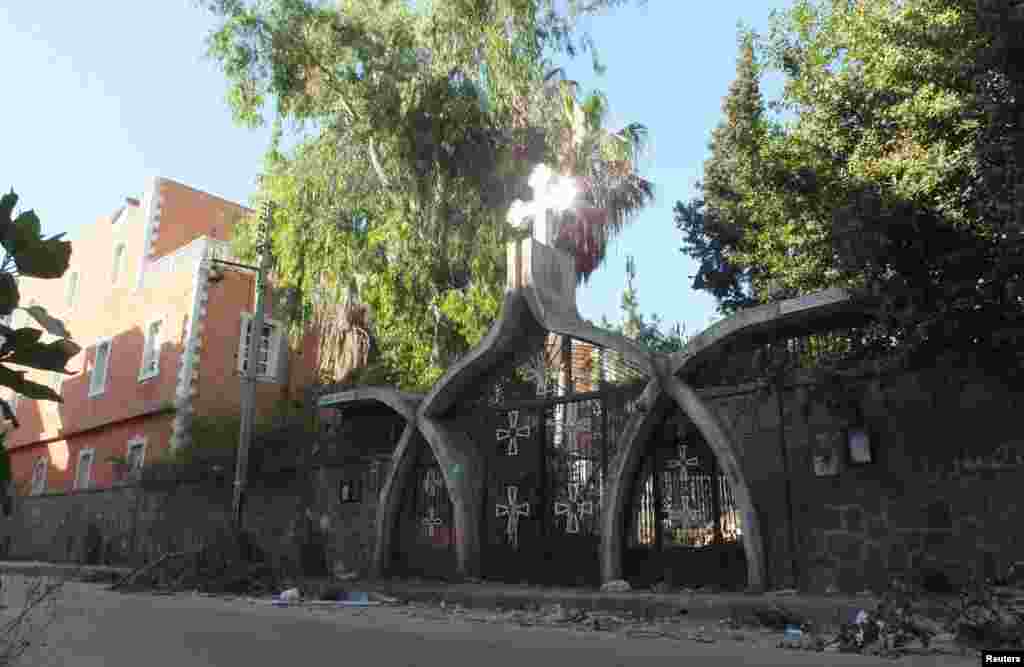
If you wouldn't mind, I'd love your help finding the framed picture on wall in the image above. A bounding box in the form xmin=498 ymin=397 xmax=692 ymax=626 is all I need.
xmin=847 ymin=428 xmax=873 ymax=465
xmin=813 ymin=432 xmax=841 ymax=477
xmin=339 ymin=476 xmax=363 ymax=504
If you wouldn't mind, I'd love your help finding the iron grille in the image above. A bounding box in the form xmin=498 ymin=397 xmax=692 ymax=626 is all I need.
xmin=629 ymin=438 xmax=742 ymax=549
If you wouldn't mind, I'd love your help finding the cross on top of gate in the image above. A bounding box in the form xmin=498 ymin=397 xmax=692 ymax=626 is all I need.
xmin=496 ymin=410 xmax=531 ymax=456
xmin=666 ymin=444 xmax=701 ymax=482
xmin=554 ymin=482 xmax=595 ymax=535
xmin=495 ymin=485 xmax=531 ymax=548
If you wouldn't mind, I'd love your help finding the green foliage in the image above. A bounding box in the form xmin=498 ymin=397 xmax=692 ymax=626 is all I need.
xmin=0 ymin=191 xmax=79 ymax=455
xmin=203 ymin=0 xmax=649 ymax=391
xmin=675 ymin=0 xmax=1024 ymax=381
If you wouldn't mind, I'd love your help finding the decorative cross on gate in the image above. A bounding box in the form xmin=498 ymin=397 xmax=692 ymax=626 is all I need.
xmin=495 ymin=485 xmax=531 ymax=548
xmin=554 ymin=482 xmax=595 ymax=534
xmin=523 ymin=351 xmax=552 ymax=397
xmin=421 ymin=507 xmax=443 ymax=538
xmin=496 ymin=410 xmax=531 ymax=456
xmin=666 ymin=444 xmax=701 ymax=483
xmin=422 ymin=468 xmax=443 ymax=497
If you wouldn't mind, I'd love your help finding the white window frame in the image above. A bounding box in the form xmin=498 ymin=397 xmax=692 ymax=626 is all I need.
xmin=126 ymin=437 xmax=147 ymax=479
xmin=30 ymin=456 xmax=47 ymax=495
xmin=66 ymin=271 xmax=80 ymax=308
xmin=138 ymin=317 xmax=164 ymax=381
xmin=74 ymin=448 xmax=95 ymax=491
xmin=237 ymin=313 xmax=283 ymax=381
xmin=111 ymin=243 xmax=127 ymax=286
xmin=89 ymin=338 xmax=113 ymax=398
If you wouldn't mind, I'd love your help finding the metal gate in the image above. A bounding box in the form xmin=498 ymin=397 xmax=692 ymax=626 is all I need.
xmin=480 ymin=387 xmax=643 ymax=586
xmin=391 ymin=439 xmax=456 ymax=580
xmin=625 ymin=412 xmax=746 ymax=589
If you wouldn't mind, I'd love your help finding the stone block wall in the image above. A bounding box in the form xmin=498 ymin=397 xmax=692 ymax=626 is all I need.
xmin=0 ymin=485 xmax=138 ymax=564
xmin=703 ymin=367 xmax=1024 ymax=593
xmin=0 ymin=461 xmax=388 ymax=579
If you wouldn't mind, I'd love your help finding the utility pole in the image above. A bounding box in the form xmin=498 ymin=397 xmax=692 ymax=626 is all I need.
xmin=232 ymin=200 xmax=275 ymax=535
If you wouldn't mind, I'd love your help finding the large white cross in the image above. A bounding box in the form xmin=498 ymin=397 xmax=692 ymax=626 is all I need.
xmin=666 ymin=444 xmax=701 ymax=483
xmin=496 ymin=410 xmax=531 ymax=456
xmin=507 ymin=164 xmax=577 ymax=246
xmin=554 ymin=482 xmax=595 ymax=534
xmin=495 ymin=485 xmax=531 ymax=548
xmin=421 ymin=507 xmax=443 ymax=538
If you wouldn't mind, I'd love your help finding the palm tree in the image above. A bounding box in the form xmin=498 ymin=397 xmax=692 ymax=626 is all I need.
xmin=549 ymin=78 xmax=655 ymax=282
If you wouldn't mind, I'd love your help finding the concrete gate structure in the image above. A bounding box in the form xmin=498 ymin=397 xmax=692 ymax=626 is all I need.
xmin=316 ymin=236 xmax=874 ymax=592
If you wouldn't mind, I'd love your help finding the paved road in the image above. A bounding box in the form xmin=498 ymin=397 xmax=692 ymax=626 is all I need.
xmin=1 ymin=576 xmax=977 ymax=667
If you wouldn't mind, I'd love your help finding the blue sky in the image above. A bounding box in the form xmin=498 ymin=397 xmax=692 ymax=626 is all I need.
xmin=0 ymin=1 xmax=791 ymax=338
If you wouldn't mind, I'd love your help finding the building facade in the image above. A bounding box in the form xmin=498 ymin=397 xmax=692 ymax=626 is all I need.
xmin=4 ymin=177 xmax=319 ymax=496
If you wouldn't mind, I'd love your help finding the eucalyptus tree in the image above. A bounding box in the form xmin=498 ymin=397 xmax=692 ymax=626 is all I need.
xmin=203 ymin=0 xmax=650 ymax=389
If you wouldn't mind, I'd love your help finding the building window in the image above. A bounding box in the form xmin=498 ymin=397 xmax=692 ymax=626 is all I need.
xmin=112 ymin=243 xmax=127 ymax=286
xmin=66 ymin=271 xmax=79 ymax=308
xmin=6 ymin=391 xmax=19 ymax=419
xmin=89 ymin=339 xmax=112 ymax=397
xmin=126 ymin=438 xmax=146 ymax=478
xmin=30 ymin=457 xmax=47 ymax=495
xmin=75 ymin=449 xmax=95 ymax=490
xmin=139 ymin=318 xmax=162 ymax=381
xmin=238 ymin=314 xmax=282 ymax=379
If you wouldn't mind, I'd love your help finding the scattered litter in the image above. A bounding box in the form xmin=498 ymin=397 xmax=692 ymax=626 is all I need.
xmin=600 ymin=580 xmax=631 ymax=593
xmin=369 ymin=592 xmax=401 ymax=604
xmin=783 ymin=625 xmax=803 ymax=642
xmin=854 ymin=609 xmax=868 ymax=625
xmin=278 ymin=588 xmax=301 ymax=603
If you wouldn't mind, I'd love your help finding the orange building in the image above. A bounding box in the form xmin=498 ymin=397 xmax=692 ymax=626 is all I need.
xmin=4 ymin=177 xmax=320 ymax=495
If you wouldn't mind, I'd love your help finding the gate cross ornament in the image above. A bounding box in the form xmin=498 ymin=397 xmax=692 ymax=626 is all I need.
xmin=422 ymin=468 xmax=443 ymax=497
xmin=421 ymin=507 xmax=443 ymax=538
xmin=666 ymin=444 xmax=701 ymax=482
xmin=554 ymin=482 xmax=594 ymax=534
xmin=496 ymin=411 xmax=531 ymax=456
xmin=495 ymin=485 xmax=531 ymax=548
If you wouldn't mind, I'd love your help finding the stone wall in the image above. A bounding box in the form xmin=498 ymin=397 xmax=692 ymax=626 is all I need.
xmin=3 ymin=364 xmax=1020 ymax=595
xmin=0 ymin=460 xmax=389 ymax=579
xmin=701 ymin=366 xmax=1024 ymax=593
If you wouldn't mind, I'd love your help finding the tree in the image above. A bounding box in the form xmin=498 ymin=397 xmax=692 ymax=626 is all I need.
xmin=674 ymin=30 xmax=778 ymax=315
xmin=203 ymin=0 xmax=649 ymax=390
xmin=599 ymin=254 xmax=686 ymax=353
xmin=0 ymin=190 xmax=80 ymax=492
xmin=675 ymin=0 xmax=1024 ymax=379
xmin=550 ymin=83 xmax=655 ymax=282
xmin=620 ymin=255 xmax=642 ymax=340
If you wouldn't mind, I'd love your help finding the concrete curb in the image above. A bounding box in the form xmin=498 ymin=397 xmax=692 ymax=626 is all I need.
xmin=355 ymin=581 xmax=888 ymax=629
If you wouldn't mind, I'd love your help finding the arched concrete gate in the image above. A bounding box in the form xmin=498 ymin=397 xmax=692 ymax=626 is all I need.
xmin=617 ymin=399 xmax=747 ymax=589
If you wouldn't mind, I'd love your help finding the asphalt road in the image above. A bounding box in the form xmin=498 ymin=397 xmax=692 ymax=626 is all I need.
xmin=1 ymin=576 xmax=977 ymax=667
